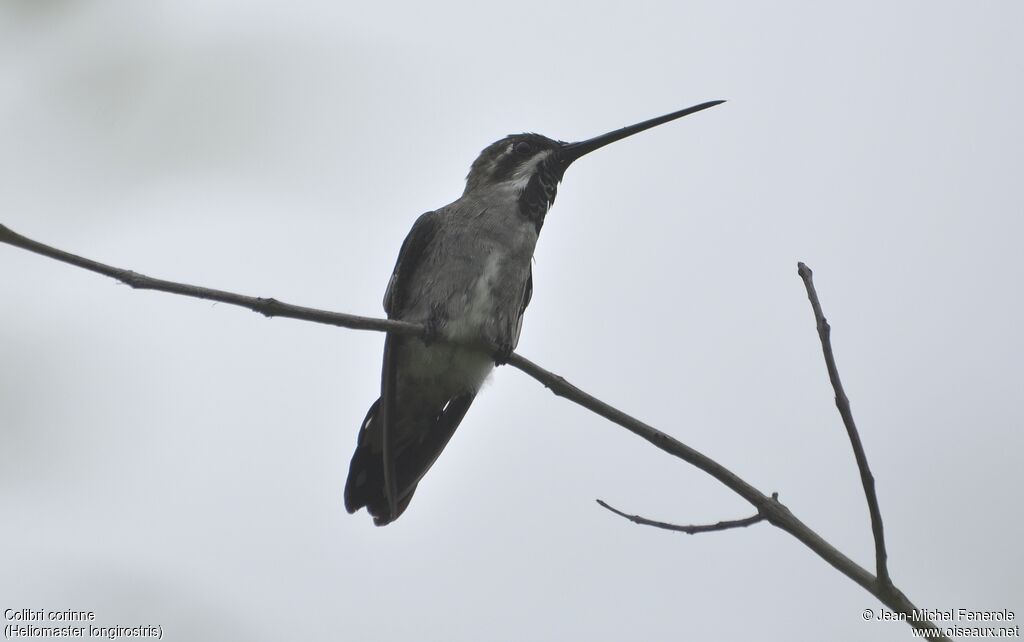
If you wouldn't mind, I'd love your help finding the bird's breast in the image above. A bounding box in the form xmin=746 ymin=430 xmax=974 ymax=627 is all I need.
xmin=446 ymin=250 xmax=504 ymax=341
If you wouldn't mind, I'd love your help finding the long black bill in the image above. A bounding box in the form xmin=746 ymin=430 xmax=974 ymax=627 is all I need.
xmin=559 ymin=100 xmax=725 ymax=166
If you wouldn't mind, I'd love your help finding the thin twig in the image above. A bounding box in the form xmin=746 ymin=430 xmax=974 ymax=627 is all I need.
xmin=0 ymin=224 xmax=946 ymax=640
xmin=797 ymin=262 xmax=890 ymax=587
xmin=596 ymin=499 xmax=766 ymax=534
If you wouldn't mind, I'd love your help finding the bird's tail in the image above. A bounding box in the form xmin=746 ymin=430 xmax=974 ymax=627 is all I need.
xmin=344 ymin=393 xmax=476 ymax=526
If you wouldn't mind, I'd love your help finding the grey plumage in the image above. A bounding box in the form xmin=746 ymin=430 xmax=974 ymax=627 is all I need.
xmin=345 ymin=135 xmax=561 ymax=525
xmin=344 ymin=101 xmax=724 ymax=525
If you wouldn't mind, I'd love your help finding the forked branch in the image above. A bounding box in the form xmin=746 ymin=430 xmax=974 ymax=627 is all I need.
xmin=0 ymin=224 xmax=947 ymax=640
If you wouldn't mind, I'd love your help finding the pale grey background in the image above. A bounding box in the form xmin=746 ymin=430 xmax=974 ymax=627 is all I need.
xmin=1 ymin=1 xmax=1021 ymax=640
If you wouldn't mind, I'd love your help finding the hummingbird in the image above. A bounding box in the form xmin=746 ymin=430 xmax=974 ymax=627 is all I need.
xmin=344 ymin=100 xmax=724 ymax=525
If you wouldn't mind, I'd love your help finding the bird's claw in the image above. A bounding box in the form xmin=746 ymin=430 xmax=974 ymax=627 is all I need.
xmin=421 ymin=315 xmax=443 ymax=346
xmin=492 ymin=341 xmax=514 ymax=366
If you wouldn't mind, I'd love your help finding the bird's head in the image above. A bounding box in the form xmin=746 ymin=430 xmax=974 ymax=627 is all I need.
xmin=463 ymin=133 xmax=565 ymax=231
xmin=464 ymin=132 xmax=565 ymax=195
xmin=462 ymin=100 xmax=725 ymax=231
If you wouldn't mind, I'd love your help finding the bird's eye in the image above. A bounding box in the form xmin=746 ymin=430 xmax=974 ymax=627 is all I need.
xmin=514 ymin=141 xmax=533 ymax=155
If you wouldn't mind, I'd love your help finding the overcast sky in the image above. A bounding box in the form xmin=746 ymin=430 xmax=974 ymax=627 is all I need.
xmin=1 ymin=2 xmax=1021 ymax=640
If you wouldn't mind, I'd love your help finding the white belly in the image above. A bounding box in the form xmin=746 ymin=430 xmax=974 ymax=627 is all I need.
xmin=399 ymin=251 xmax=503 ymax=397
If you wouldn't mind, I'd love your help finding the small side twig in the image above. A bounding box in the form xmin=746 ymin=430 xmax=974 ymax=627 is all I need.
xmin=596 ymin=498 xmax=769 ymax=535
xmin=798 ymin=262 xmax=890 ymax=587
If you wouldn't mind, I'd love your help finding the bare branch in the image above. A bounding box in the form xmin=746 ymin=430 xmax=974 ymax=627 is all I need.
xmin=0 ymin=225 xmax=947 ymax=640
xmin=797 ymin=262 xmax=890 ymax=587
xmin=596 ymin=499 xmax=766 ymax=534
xmin=0 ymin=223 xmax=422 ymax=338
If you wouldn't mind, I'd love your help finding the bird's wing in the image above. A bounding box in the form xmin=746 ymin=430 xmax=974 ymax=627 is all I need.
xmin=383 ymin=210 xmax=438 ymax=318
xmin=510 ymin=265 xmax=533 ymax=349
xmin=379 ymin=333 xmax=400 ymax=520
xmin=380 ymin=210 xmax=440 ymax=520
xmin=520 ymin=265 xmax=533 ymax=315
xmin=393 ymin=392 xmax=476 ymax=505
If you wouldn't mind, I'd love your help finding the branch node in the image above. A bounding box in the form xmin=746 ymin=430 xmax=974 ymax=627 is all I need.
xmin=255 ymin=297 xmax=281 ymax=317
xmin=119 ymin=270 xmax=144 ymax=288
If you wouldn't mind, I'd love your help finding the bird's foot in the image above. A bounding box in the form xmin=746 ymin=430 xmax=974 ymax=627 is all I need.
xmin=421 ymin=314 xmax=443 ymax=347
xmin=492 ymin=341 xmax=514 ymax=366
